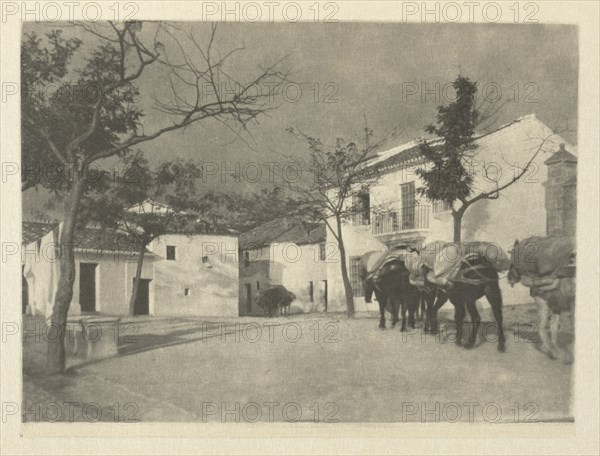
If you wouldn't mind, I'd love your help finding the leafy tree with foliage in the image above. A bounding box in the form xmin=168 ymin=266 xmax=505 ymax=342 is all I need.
xmin=80 ymin=154 xmax=211 ymax=316
xmin=416 ymin=76 xmax=557 ymax=242
xmin=21 ymin=22 xmax=289 ymax=373
xmin=229 ymin=186 xmax=304 ymax=232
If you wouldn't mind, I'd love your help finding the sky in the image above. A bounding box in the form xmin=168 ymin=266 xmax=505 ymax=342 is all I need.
xmin=22 ymin=22 xmax=578 ymax=217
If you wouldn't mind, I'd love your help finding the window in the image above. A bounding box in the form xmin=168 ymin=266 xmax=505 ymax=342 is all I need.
xmin=308 ymin=281 xmax=314 ymax=302
xmin=349 ymin=256 xmax=364 ymax=297
xmin=166 ymin=245 xmax=176 ymax=260
xmin=319 ymin=242 xmax=326 ymax=261
xmin=401 ymin=182 xmax=416 ymax=229
xmin=433 ymin=200 xmax=452 ymax=213
xmin=202 ymin=256 xmax=209 ymax=264
xmin=243 ymin=251 xmax=250 ymax=267
xmin=245 ymin=284 xmax=252 ymax=313
xmin=351 ymin=192 xmax=370 ymax=225
xmin=184 ymin=288 xmax=190 ymax=296
xmin=256 ymin=281 xmax=260 ymax=290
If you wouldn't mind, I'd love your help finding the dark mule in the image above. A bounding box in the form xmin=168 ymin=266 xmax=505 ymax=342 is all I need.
xmin=360 ymin=251 xmax=419 ymax=331
xmin=423 ymin=256 xmax=506 ymax=352
xmin=257 ymin=285 xmax=296 ymax=318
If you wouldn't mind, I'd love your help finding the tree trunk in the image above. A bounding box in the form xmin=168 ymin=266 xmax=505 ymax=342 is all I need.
xmin=453 ymin=209 xmax=463 ymax=242
xmin=336 ymin=216 xmax=355 ymax=317
xmin=46 ymin=174 xmax=86 ymax=374
xmin=128 ymin=241 xmax=147 ymax=316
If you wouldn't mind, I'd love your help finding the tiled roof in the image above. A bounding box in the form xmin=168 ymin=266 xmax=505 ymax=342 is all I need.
xmin=22 ymin=211 xmax=58 ymax=224
xmin=239 ymin=218 xmax=326 ymax=250
xmin=73 ymin=227 xmax=154 ymax=255
xmin=364 ymin=114 xmax=543 ymax=174
xmin=22 ymin=220 xmax=152 ymax=255
xmin=22 ymin=221 xmax=58 ymax=245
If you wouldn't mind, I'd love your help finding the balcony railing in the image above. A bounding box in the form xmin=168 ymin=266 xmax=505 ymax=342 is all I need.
xmin=372 ymin=205 xmax=430 ymax=235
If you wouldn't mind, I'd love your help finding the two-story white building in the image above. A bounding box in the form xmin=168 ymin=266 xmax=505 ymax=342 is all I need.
xmin=325 ymin=114 xmax=576 ymax=312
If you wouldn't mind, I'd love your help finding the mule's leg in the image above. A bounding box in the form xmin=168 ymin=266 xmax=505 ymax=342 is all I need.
xmin=423 ymin=291 xmax=435 ymax=333
xmin=464 ymin=300 xmax=481 ymax=349
xmin=549 ymin=312 xmax=573 ymax=363
xmin=453 ymin=300 xmax=465 ymax=346
xmin=376 ymin=290 xmax=386 ymax=329
xmin=364 ymin=279 xmax=374 ymax=304
xmin=427 ymin=291 xmax=447 ymax=334
xmin=534 ymin=296 xmax=556 ymax=358
xmin=390 ymin=296 xmax=400 ymax=328
xmin=561 ymin=295 xmax=575 ymax=364
xmin=399 ymin=297 xmax=407 ymax=332
xmin=486 ymin=281 xmax=506 ymax=352
xmin=408 ymin=291 xmax=417 ymax=329
xmin=554 ymin=281 xmax=575 ymax=364
xmin=419 ymin=295 xmax=426 ymax=322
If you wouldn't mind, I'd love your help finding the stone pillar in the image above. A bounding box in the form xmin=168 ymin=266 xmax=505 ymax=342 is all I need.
xmin=543 ymin=144 xmax=577 ymax=237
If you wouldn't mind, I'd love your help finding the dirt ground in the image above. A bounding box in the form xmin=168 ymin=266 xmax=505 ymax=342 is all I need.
xmin=22 ymin=303 xmax=573 ymax=423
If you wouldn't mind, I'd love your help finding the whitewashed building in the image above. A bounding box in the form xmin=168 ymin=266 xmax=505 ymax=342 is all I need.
xmin=239 ymin=218 xmax=328 ymax=315
xmin=325 ymin=114 xmax=577 ymax=312
xmin=22 ymin=219 xmax=155 ymax=317
xmin=149 ymin=232 xmax=239 ymax=317
xmin=22 ymin=218 xmax=239 ymax=317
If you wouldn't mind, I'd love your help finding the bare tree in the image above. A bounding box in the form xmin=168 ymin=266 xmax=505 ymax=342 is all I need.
xmin=284 ymin=120 xmax=403 ymax=317
xmin=22 ymin=22 xmax=290 ymax=373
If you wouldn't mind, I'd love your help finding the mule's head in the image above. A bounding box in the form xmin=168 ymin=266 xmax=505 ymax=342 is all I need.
xmin=507 ymin=263 xmax=521 ymax=287
xmin=506 ymin=239 xmax=521 ymax=287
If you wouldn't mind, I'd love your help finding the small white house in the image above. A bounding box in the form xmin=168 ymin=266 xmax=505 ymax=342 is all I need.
xmin=149 ymin=232 xmax=239 ymax=317
xmin=22 ymin=218 xmax=155 ymax=317
xmin=22 ymin=218 xmax=239 ymax=317
xmin=325 ymin=114 xmax=576 ymax=312
xmin=239 ymin=218 xmax=328 ymax=315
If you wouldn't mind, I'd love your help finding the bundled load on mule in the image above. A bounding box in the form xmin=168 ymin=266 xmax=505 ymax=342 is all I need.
xmin=509 ymin=236 xmax=575 ymax=292
xmin=359 ymin=247 xmax=411 ymax=285
xmin=407 ymin=241 xmax=511 ymax=288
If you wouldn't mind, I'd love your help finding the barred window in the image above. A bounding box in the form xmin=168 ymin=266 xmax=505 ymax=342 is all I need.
xmin=319 ymin=242 xmax=326 ymax=261
xmin=351 ymin=192 xmax=370 ymax=226
xmin=433 ymin=200 xmax=452 ymax=213
xmin=349 ymin=256 xmax=364 ymax=297
xmin=166 ymin=245 xmax=176 ymax=260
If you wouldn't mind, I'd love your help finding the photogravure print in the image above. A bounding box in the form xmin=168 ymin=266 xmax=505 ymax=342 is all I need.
xmin=1 ymin=1 xmax=598 ymax=455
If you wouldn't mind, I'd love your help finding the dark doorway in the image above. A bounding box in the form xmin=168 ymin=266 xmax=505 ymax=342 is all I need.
xmin=245 ymin=283 xmax=252 ymax=314
xmin=22 ymin=266 xmax=29 ymax=315
xmin=79 ymin=263 xmax=98 ymax=313
xmin=133 ymin=278 xmax=151 ymax=315
xmin=321 ymin=280 xmax=328 ymax=312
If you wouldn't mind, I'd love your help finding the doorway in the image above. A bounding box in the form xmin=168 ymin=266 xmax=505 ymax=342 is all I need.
xmin=133 ymin=278 xmax=151 ymax=315
xmin=245 ymin=283 xmax=252 ymax=314
xmin=22 ymin=266 xmax=29 ymax=315
xmin=79 ymin=263 xmax=98 ymax=313
xmin=320 ymin=280 xmax=328 ymax=311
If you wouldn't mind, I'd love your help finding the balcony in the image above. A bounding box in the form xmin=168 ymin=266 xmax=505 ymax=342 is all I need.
xmin=372 ymin=205 xmax=430 ymax=235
